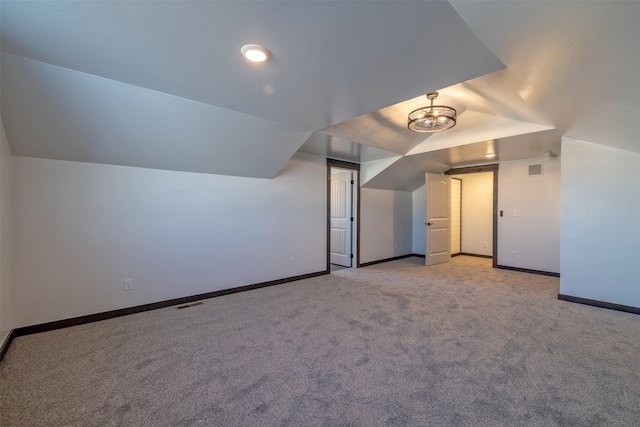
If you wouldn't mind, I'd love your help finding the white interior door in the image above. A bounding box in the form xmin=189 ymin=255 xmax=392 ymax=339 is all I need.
xmin=425 ymin=173 xmax=451 ymax=266
xmin=330 ymin=171 xmax=352 ymax=267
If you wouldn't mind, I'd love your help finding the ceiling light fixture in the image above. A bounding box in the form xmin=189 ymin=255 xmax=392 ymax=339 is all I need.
xmin=408 ymin=92 xmax=457 ymax=133
xmin=240 ymin=44 xmax=270 ymax=63
xmin=485 ymin=152 xmax=496 ymax=159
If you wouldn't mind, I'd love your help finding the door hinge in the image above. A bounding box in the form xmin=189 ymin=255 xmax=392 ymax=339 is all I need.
xmin=350 ymin=254 xmax=353 ymax=259
xmin=351 ymin=180 xmax=354 ymax=185
xmin=350 ymin=217 xmax=354 ymax=222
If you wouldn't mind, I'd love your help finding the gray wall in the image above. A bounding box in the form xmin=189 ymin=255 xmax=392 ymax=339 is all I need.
xmin=0 ymin=115 xmax=13 ymax=343
xmin=360 ymin=188 xmax=412 ymax=263
xmin=560 ymin=137 xmax=640 ymax=308
xmin=497 ymin=156 xmax=561 ymax=273
xmin=412 ymin=185 xmax=426 ymax=255
xmin=12 ymin=153 xmax=327 ymax=328
xmin=9 ymin=135 xmax=638 ymax=330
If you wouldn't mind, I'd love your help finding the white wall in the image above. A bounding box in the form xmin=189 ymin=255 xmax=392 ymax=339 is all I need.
xmin=560 ymin=138 xmax=640 ymax=308
xmin=412 ymin=185 xmax=426 ymax=255
xmin=0 ymin=115 xmax=13 ymax=343
xmin=360 ymin=188 xmax=412 ymax=263
xmin=497 ymin=155 xmax=561 ymax=273
xmin=393 ymin=191 xmax=413 ymax=258
xmin=457 ymin=172 xmax=493 ymax=256
xmin=12 ymin=152 xmax=327 ymax=328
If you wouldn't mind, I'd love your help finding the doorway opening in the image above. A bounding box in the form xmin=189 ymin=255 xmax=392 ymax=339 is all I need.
xmin=327 ymin=159 xmax=360 ymax=272
xmin=445 ymin=164 xmax=499 ymax=268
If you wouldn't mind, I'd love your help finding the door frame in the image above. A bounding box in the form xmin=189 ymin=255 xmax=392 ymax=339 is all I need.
xmin=445 ymin=164 xmax=499 ymax=268
xmin=450 ymin=177 xmax=462 ymax=256
xmin=329 ymin=169 xmax=353 ymax=268
xmin=327 ymin=159 xmax=361 ymax=271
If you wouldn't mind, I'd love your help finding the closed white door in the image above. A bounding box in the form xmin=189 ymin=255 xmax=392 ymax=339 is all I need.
xmin=425 ymin=173 xmax=451 ymax=266
xmin=330 ymin=171 xmax=352 ymax=267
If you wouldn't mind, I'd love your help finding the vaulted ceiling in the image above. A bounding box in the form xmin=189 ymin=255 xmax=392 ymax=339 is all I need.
xmin=2 ymin=1 xmax=638 ymax=189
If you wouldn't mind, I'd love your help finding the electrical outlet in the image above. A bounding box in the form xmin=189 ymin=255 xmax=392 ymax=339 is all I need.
xmin=483 ymin=242 xmax=488 ymax=248
xmin=289 ymin=258 xmax=294 ymax=266
xmin=513 ymin=209 xmax=521 ymax=217
xmin=124 ymin=279 xmax=133 ymax=291
xmin=511 ymin=251 xmax=517 ymax=258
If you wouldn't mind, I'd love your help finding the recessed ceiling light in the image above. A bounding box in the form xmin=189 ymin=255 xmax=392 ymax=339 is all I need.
xmin=485 ymin=153 xmax=496 ymax=158
xmin=241 ymin=44 xmax=270 ymax=63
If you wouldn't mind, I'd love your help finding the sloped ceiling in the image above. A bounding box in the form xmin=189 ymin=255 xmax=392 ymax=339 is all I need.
xmin=297 ymin=133 xmax=398 ymax=164
xmin=2 ymin=54 xmax=309 ymax=177
xmin=0 ymin=0 xmax=504 ymax=178
xmin=310 ymin=0 xmax=640 ymax=191
xmin=363 ymin=129 xmax=562 ymax=192
xmin=1 ymin=1 xmax=638 ymax=185
xmin=449 ymin=0 xmax=640 ymax=153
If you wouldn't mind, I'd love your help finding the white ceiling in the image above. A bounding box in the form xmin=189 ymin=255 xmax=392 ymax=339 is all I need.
xmin=1 ymin=1 xmax=639 ymax=187
xmin=362 ymin=129 xmax=562 ymax=192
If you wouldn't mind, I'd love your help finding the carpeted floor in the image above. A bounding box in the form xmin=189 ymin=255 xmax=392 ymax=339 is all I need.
xmin=1 ymin=256 xmax=639 ymax=426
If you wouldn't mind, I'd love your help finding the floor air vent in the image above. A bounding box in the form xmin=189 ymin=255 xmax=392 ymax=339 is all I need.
xmin=176 ymin=301 xmax=204 ymax=310
xmin=529 ymin=164 xmax=543 ymax=176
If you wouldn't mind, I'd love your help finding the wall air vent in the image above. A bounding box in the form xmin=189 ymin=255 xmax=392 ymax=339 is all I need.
xmin=176 ymin=301 xmax=204 ymax=310
xmin=529 ymin=164 xmax=543 ymax=176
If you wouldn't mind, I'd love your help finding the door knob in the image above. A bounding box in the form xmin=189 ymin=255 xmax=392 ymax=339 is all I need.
xmin=427 ymin=222 xmax=433 ymax=226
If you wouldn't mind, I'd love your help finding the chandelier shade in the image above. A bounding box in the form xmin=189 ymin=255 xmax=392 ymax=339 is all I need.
xmin=408 ymin=92 xmax=457 ymax=132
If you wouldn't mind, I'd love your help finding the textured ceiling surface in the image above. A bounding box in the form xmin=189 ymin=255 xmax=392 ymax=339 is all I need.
xmin=1 ymin=1 xmax=638 ymax=187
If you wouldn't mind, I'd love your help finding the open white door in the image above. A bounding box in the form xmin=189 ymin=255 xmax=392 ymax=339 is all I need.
xmin=425 ymin=173 xmax=451 ymax=266
xmin=330 ymin=171 xmax=352 ymax=267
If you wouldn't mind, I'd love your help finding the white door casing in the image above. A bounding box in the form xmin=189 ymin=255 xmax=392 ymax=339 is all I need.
xmin=426 ymin=173 xmax=451 ymax=266
xmin=451 ymin=178 xmax=462 ymax=255
xmin=330 ymin=171 xmax=352 ymax=267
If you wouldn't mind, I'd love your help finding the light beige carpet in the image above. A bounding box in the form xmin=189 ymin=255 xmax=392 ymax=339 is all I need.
xmin=1 ymin=256 xmax=639 ymax=426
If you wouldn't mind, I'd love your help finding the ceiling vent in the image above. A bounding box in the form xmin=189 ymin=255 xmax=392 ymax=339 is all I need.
xmin=529 ymin=164 xmax=543 ymax=176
